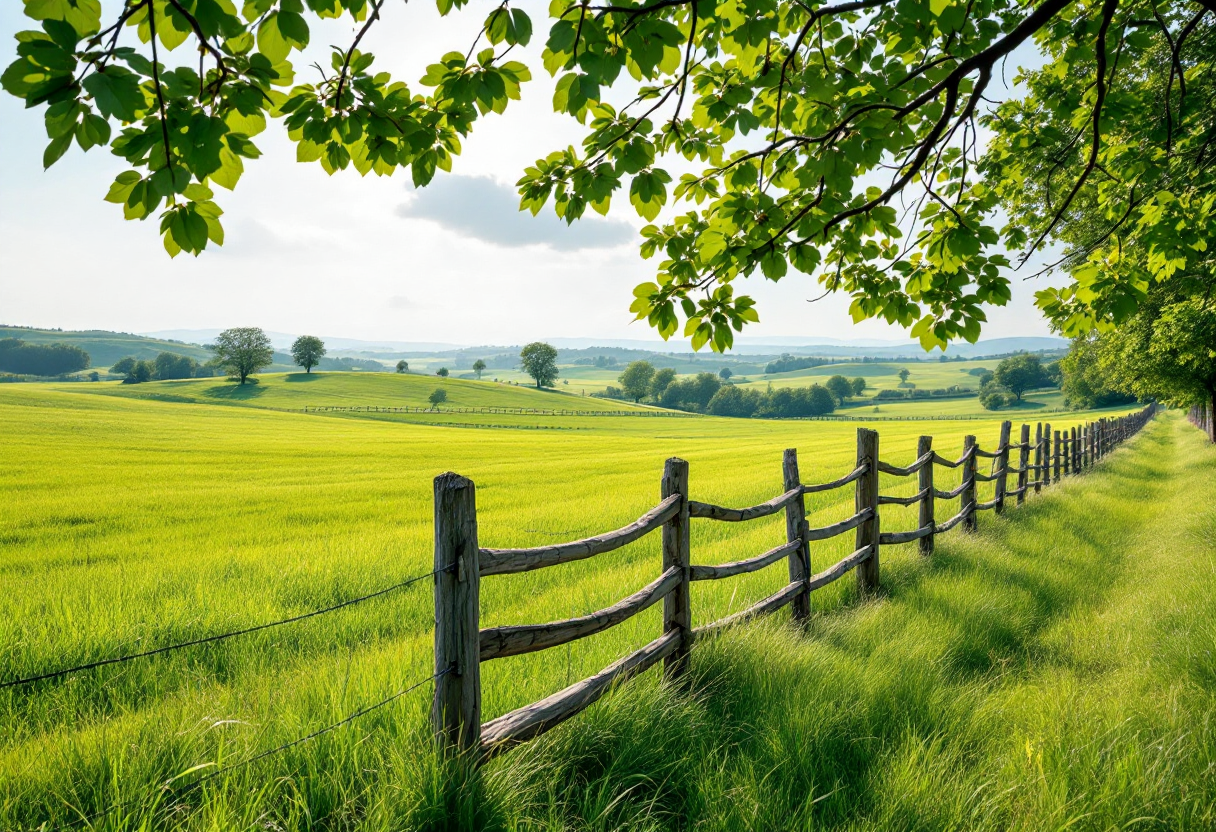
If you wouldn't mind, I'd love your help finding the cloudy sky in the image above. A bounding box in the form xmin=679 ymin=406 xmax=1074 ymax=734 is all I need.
xmin=0 ymin=2 xmax=1061 ymax=347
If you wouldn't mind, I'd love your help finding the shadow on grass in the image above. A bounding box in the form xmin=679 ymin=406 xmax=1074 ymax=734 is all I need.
xmin=200 ymin=379 xmax=268 ymax=400
xmin=283 ymin=373 xmax=323 ymax=383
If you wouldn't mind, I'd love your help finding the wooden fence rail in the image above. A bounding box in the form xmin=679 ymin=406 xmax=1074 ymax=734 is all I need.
xmin=433 ymin=405 xmax=1156 ymax=762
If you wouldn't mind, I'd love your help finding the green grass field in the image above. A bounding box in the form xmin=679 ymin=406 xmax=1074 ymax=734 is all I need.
xmin=0 ymin=380 xmax=1207 ymax=830
xmin=75 ymin=371 xmax=653 ymax=413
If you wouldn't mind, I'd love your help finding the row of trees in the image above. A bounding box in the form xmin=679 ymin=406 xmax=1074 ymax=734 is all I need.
xmin=111 ymin=352 xmax=215 ymax=383
xmin=0 ymin=339 xmax=90 ymax=377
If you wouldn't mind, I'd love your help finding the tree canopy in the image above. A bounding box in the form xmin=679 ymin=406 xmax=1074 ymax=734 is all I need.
xmin=618 ymin=359 xmax=656 ymax=400
xmin=212 ymin=326 xmax=273 ymax=384
xmin=4 ymin=0 xmax=1214 ymax=350
xmin=992 ymin=353 xmax=1049 ymax=402
xmin=290 ymin=335 xmax=326 ymax=373
xmin=472 ymin=358 xmax=487 ymax=379
xmin=520 ymin=342 xmax=559 ymax=388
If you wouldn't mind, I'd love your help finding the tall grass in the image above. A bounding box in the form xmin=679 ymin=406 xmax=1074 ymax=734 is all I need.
xmin=0 ymin=383 xmax=1200 ymax=829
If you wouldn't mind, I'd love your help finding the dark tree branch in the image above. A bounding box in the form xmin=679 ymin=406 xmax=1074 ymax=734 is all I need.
xmin=1020 ymin=0 xmax=1119 ymax=264
xmin=145 ymin=0 xmax=174 ymax=181
xmin=334 ymin=0 xmax=386 ymax=110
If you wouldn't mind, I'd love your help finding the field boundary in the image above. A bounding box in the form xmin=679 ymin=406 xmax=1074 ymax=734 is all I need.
xmin=431 ymin=405 xmax=1157 ymax=761
xmin=298 ymin=404 xmax=696 ymax=417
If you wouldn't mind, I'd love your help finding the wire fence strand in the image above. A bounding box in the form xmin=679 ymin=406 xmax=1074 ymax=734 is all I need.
xmin=64 ymin=666 xmax=452 ymax=830
xmin=3 ymin=568 xmax=444 ymax=690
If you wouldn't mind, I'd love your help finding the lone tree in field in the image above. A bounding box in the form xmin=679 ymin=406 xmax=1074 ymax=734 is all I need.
xmin=520 ymin=342 xmax=559 ymax=389
xmin=851 ymin=378 xmax=867 ymax=397
xmin=290 ymin=336 xmax=326 ymax=374
xmin=428 ymin=388 xmax=447 ymax=410
xmin=212 ymin=327 xmax=273 ymax=385
xmin=898 ymin=369 xmax=911 ymax=385
xmin=9 ymin=0 xmax=1212 ymax=353
xmin=396 ymin=360 xmax=408 ymax=373
xmin=993 ymin=354 xmax=1049 ymax=403
xmin=436 ymin=367 xmax=449 ymax=377
xmin=719 ymin=367 xmax=733 ymax=381
xmin=472 ymin=359 xmax=487 ymax=379
xmin=618 ymin=360 xmax=656 ymax=402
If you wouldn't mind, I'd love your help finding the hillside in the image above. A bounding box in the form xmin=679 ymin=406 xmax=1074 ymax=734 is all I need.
xmin=77 ymin=370 xmax=654 ymax=412
xmin=0 ymin=324 xmax=212 ymax=368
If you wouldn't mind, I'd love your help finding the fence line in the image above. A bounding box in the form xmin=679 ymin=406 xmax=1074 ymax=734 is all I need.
xmin=1189 ymin=401 xmax=1214 ymax=442
xmin=432 ymin=405 xmax=1157 ymax=762
xmin=298 ymin=404 xmax=695 ymax=417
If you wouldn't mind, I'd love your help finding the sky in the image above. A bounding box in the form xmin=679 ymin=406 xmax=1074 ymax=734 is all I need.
xmin=0 ymin=2 xmax=1062 ymax=348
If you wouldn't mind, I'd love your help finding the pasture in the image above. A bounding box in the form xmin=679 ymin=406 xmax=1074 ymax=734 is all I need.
xmin=0 ymin=381 xmax=1208 ymax=830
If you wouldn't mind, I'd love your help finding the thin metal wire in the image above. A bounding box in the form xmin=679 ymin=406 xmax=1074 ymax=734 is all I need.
xmin=3 ymin=568 xmax=445 ymax=690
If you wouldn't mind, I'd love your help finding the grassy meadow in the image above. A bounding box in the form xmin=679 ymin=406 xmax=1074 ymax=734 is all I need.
xmin=0 ymin=378 xmax=1207 ymax=830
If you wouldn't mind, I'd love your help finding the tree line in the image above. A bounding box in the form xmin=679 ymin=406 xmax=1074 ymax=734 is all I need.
xmin=0 ymin=338 xmax=90 ymax=377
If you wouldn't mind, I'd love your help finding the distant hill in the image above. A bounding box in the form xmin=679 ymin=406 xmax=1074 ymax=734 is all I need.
xmin=141 ymin=330 xmax=1068 ymax=360
xmin=0 ymin=325 xmax=212 ymax=368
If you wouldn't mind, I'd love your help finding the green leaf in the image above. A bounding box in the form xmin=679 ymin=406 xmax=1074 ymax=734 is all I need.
xmin=82 ymin=66 xmax=143 ymax=121
xmin=42 ymin=131 xmax=72 ymax=167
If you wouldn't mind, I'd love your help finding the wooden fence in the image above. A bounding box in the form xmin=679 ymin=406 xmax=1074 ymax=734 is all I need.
xmin=1189 ymin=401 xmax=1214 ymax=442
xmin=430 ymin=405 xmax=1156 ymax=761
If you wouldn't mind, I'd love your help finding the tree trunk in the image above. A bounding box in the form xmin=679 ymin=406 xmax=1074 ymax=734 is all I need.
xmin=1209 ymin=386 xmax=1216 ymax=444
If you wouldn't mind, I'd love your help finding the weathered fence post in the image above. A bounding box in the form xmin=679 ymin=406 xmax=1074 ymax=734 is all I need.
xmin=1063 ymin=429 xmax=1071 ymax=477
xmin=994 ymin=421 xmax=1012 ymax=514
xmin=661 ymin=457 xmax=691 ymax=677
xmin=783 ymin=449 xmax=812 ymax=623
xmin=1034 ymin=423 xmax=1044 ymax=494
xmin=1016 ymin=424 xmax=1030 ymax=506
xmin=1043 ymin=422 xmax=1053 ymax=487
xmin=433 ymin=472 xmax=481 ymax=756
xmin=1053 ymin=429 xmax=1062 ymax=482
xmin=917 ymin=435 xmax=934 ymax=556
xmin=1071 ymin=426 xmax=1079 ymax=474
xmin=855 ymin=428 xmax=880 ymax=593
xmin=962 ymin=434 xmax=978 ymax=532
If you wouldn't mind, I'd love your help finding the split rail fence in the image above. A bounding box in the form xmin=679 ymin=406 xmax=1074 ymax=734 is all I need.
xmin=299 ymin=404 xmax=692 ymax=417
xmin=432 ymin=405 xmax=1156 ymax=761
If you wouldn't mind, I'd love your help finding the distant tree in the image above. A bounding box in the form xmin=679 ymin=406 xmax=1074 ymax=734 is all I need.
xmin=110 ymin=357 xmax=138 ymax=377
xmin=718 ymin=367 xmax=733 ymax=380
xmin=436 ymin=367 xmax=449 ymax=377
xmin=520 ymin=342 xmax=559 ymax=389
xmin=428 ymin=388 xmax=447 ymax=409
xmin=707 ymin=385 xmax=761 ymax=417
xmin=0 ymin=338 xmax=90 ymax=376
xmin=898 ymin=368 xmax=911 ymax=384
xmin=115 ymin=358 xmax=153 ymax=384
xmin=993 ymin=354 xmax=1049 ymax=403
xmin=649 ymin=367 xmax=677 ymax=400
xmin=212 ymin=327 xmax=273 ymax=385
xmin=290 ymin=335 xmax=326 ymax=374
xmin=825 ymin=375 xmax=853 ymax=405
xmin=805 ymin=384 xmax=837 ymax=416
xmin=980 ymin=390 xmax=1010 ymax=411
xmin=88 ymin=371 xmax=100 ymax=382
xmin=154 ymin=351 xmax=199 ymax=380
xmin=472 ymin=359 xmax=487 ymax=380
xmin=618 ymin=361 xmax=656 ymax=402
xmin=660 ymin=373 xmax=721 ymax=412
xmin=850 ymin=377 xmax=867 ymax=396
xmin=396 ymin=360 xmax=409 ymax=373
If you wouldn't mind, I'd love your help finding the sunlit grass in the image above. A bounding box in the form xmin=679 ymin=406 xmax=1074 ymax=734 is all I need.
xmin=0 ymin=382 xmax=1204 ymax=830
